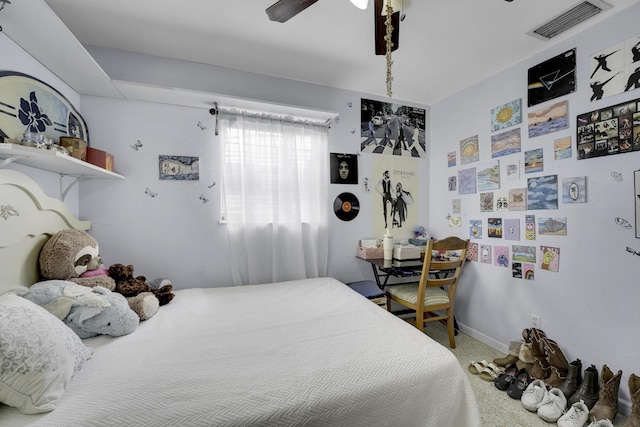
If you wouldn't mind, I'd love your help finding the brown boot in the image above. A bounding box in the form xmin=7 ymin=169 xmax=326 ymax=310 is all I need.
xmin=542 ymin=337 xmax=569 ymax=388
xmin=624 ymin=373 xmax=640 ymax=427
xmin=526 ymin=329 xmax=551 ymax=380
xmin=589 ymin=365 xmax=622 ymax=422
xmin=494 ymin=341 xmax=522 ymax=366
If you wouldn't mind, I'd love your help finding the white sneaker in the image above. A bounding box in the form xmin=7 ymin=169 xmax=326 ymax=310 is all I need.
xmin=557 ymin=400 xmax=589 ymax=427
xmin=521 ymin=379 xmax=547 ymax=411
xmin=586 ymin=419 xmax=614 ymax=427
xmin=537 ymin=387 xmax=567 ymax=422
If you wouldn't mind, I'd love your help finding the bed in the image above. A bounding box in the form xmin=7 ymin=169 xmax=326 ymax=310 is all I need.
xmin=0 ymin=169 xmax=481 ymax=426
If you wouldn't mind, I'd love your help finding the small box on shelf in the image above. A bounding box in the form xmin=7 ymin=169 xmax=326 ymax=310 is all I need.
xmin=86 ymin=147 xmax=114 ymax=171
xmin=59 ymin=137 xmax=87 ymax=161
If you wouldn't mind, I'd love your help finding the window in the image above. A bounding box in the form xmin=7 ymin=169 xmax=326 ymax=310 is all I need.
xmin=219 ymin=110 xmax=329 ymax=285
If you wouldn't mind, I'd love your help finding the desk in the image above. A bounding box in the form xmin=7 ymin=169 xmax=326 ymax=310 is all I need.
xmin=356 ymin=256 xmax=459 ymax=334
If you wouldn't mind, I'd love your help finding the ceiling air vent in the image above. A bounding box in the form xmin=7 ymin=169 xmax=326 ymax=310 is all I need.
xmin=527 ymin=0 xmax=612 ymax=41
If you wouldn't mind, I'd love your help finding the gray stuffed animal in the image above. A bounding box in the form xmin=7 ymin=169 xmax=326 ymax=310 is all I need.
xmin=15 ymin=280 xmax=139 ymax=339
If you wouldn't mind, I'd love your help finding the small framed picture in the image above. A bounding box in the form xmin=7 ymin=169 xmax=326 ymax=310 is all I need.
xmin=330 ymin=153 xmax=358 ymax=184
xmin=159 ymin=155 xmax=200 ymax=180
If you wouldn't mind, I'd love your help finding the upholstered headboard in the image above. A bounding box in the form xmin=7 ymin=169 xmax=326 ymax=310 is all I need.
xmin=0 ymin=169 xmax=90 ymax=292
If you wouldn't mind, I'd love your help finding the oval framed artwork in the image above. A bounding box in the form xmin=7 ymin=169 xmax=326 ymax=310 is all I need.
xmin=0 ymin=71 xmax=89 ymax=144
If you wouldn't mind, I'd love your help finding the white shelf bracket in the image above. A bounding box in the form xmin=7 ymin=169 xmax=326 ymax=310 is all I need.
xmin=0 ymin=154 xmax=26 ymax=169
xmin=60 ymin=175 xmax=87 ymax=201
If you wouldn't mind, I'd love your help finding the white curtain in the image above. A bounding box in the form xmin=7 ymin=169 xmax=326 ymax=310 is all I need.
xmin=219 ymin=111 xmax=329 ymax=286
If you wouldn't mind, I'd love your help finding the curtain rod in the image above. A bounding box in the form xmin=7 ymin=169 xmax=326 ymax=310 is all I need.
xmin=209 ymin=102 xmax=334 ymax=135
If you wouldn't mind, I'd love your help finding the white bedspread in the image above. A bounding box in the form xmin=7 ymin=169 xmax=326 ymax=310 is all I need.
xmin=0 ymin=277 xmax=480 ymax=426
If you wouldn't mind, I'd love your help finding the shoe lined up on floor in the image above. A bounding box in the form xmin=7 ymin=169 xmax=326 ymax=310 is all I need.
xmin=484 ymin=328 xmax=640 ymax=426
xmin=537 ymin=387 xmax=567 ymax=422
xmin=557 ymin=400 xmax=589 ymax=427
xmin=494 ymin=363 xmax=519 ymax=391
xmin=521 ymin=379 xmax=547 ymax=412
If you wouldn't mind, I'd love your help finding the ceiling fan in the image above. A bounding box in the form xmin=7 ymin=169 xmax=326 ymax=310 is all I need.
xmin=265 ymin=0 xmax=401 ymax=56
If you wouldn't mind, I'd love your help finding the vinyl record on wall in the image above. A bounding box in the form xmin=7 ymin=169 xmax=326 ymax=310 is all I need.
xmin=333 ymin=192 xmax=360 ymax=221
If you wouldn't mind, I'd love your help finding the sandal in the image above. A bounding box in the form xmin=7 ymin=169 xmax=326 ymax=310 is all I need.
xmin=479 ymin=363 xmax=504 ymax=381
xmin=468 ymin=360 xmax=489 ymax=375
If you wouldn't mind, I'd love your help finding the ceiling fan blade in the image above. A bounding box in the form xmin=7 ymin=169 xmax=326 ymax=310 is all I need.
xmin=266 ymin=0 xmax=319 ymax=23
xmin=374 ymin=0 xmax=400 ymax=56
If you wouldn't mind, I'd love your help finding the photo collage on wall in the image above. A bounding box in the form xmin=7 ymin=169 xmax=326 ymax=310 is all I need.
xmin=444 ymin=45 xmax=626 ymax=280
xmin=576 ymin=97 xmax=640 ymax=159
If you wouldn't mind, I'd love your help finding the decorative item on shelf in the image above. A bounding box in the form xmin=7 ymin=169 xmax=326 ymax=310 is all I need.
xmin=60 ymin=137 xmax=87 ymax=160
xmin=383 ymin=228 xmax=393 ymax=260
xmin=86 ymin=147 xmax=114 ymax=171
xmin=357 ymin=238 xmax=383 ymax=259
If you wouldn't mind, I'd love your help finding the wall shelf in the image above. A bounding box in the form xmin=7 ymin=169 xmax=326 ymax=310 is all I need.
xmin=0 ymin=143 xmax=124 ymax=199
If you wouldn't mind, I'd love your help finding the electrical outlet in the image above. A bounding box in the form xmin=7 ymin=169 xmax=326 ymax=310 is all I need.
xmin=531 ymin=314 xmax=541 ymax=329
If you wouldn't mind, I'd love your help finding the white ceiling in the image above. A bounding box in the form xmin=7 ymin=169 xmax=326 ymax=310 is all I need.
xmin=8 ymin=0 xmax=640 ymax=106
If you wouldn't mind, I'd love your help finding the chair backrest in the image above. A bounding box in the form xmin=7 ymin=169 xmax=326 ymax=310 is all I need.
xmin=418 ymin=237 xmax=470 ymax=304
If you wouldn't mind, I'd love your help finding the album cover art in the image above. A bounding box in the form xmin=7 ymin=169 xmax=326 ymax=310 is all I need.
xmin=528 ymin=48 xmax=576 ymax=107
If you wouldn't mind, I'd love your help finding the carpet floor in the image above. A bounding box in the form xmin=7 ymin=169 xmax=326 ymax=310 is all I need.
xmin=415 ymin=321 xmax=628 ymax=427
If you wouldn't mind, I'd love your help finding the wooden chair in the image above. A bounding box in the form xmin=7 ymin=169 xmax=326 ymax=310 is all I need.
xmin=385 ymin=236 xmax=470 ymax=348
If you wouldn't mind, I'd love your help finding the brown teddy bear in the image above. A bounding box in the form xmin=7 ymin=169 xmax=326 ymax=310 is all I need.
xmin=108 ymin=264 xmax=175 ymax=306
xmin=39 ymin=229 xmax=161 ymax=321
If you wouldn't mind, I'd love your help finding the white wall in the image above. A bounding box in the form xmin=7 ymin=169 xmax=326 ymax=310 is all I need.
xmin=1 ymin=34 xmax=430 ymax=289
xmin=430 ymin=3 xmax=640 ymax=414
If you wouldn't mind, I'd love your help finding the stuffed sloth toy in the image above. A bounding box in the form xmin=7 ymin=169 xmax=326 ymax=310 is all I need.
xmin=39 ymin=230 xmax=162 ymax=321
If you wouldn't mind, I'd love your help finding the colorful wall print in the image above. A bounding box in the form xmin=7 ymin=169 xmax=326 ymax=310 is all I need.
xmin=512 ymin=245 xmax=536 ymax=263
xmin=527 ymin=175 xmax=558 ymax=210
xmin=360 ymin=98 xmax=426 ymax=157
xmin=469 ymin=220 xmax=483 ymax=239
xmin=523 ymin=264 xmax=535 ymax=280
xmin=576 ymin=97 xmax=639 ymax=159
xmin=491 ymin=98 xmax=522 ymax=132
xmin=589 ymin=35 xmax=640 ymax=101
xmin=525 ymin=215 xmax=536 ymax=240
xmin=509 ymin=188 xmax=527 ymax=211
xmin=159 ymin=155 xmax=200 ymax=180
xmin=460 ymin=135 xmax=480 ymax=164
xmin=539 ymin=217 xmax=568 ymax=236
xmin=480 ymin=192 xmax=494 ymax=212
xmin=554 ymin=136 xmax=572 ymax=160
xmin=458 ymin=167 xmax=477 ymax=195
xmin=494 ymin=246 xmax=510 ymax=267
xmin=491 ymin=128 xmax=521 ymax=158
xmin=495 ymin=190 xmax=509 ymax=212
xmin=540 ymin=246 xmax=560 ymax=272
xmin=504 ymin=218 xmax=521 ymax=241
xmin=524 ymin=148 xmax=544 ymax=174
xmin=562 ymin=176 xmax=587 ymax=203
xmin=480 ymin=244 xmax=492 ymax=264
xmin=448 ymin=151 xmax=457 ymax=167
xmin=449 ymin=216 xmax=462 ymax=228
xmin=527 ymin=48 xmax=576 ymax=107
xmin=477 ymin=160 xmax=501 ymax=191
xmin=467 ymin=242 xmax=479 ymax=261
xmin=528 ymin=100 xmax=569 ymax=138
xmin=488 ymin=218 xmax=503 ymax=238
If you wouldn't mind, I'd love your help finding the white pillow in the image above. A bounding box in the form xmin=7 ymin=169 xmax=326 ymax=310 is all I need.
xmin=0 ymin=292 xmax=93 ymax=414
